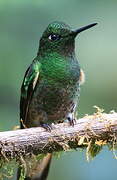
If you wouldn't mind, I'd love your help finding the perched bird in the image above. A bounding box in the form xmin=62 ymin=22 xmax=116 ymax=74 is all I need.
xmin=19 ymin=21 xmax=97 ymax=179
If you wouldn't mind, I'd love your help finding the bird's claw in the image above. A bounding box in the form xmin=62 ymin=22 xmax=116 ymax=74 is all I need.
xmin=67 ymin=117 xmax=76 ymax=126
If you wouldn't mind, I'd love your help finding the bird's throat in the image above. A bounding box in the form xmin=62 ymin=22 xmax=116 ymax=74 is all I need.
xmin=40 ymin=52 xmax=80 ymax=86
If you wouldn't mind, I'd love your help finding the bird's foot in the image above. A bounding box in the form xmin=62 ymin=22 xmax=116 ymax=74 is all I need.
xmin=67 ymin=113 xmax=76 ymax=126
xmin=68 ymin=117 xmax=76 ymax=126
xmin=40 ymin=123 xmax=52 ymax=132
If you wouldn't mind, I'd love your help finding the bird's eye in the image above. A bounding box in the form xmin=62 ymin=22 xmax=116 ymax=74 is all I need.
xmin=48 ymin=34 xmax=61 ymax=41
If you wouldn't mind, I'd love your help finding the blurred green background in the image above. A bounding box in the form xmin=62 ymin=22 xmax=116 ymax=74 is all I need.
xmin=0 ymin=0 xmax=117 ymax=179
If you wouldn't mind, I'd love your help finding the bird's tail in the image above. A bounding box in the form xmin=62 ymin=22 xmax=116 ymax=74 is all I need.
xmin=17 ymin=153 xmax=52 ymax=180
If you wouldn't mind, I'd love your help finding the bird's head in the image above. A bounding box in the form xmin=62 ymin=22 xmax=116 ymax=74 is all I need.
xmin=38 ymin=21 xmax=97 ymax=56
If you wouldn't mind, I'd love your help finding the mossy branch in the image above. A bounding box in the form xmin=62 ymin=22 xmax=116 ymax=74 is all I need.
xmin=0 ymin=110 xmax=117 ymax=161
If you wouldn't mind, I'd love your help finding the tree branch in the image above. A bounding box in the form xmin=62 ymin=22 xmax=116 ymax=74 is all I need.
xmin=0 ymin=111 xmax=117 ymax=160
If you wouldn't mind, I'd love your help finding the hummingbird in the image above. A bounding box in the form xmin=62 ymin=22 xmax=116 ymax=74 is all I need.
xmin=20 ymin=21 xmax=97 ymax=130
xmin=19 ymin=21 xmax=97 ymax=179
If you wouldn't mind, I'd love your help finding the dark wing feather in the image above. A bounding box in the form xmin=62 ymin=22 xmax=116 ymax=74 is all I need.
xmin=20 ymin=60 xmax=40 ymax=128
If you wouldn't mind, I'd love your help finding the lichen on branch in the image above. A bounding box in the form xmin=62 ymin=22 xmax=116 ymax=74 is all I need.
xmin=0 ymin=108 xmax=117 ymax=162
xmin=0 ymin=108 xmax=117 ymax=179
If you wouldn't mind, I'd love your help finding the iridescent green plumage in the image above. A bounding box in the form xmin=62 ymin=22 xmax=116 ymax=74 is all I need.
xmin=19 ymin=21 xmax=97 ymax=179
xmin=20 ymin=21 xmax=97 ymax=129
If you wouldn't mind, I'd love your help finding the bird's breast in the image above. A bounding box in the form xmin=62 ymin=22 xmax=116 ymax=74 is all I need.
xmin=27 ymin=54 xmax=81 ymax=126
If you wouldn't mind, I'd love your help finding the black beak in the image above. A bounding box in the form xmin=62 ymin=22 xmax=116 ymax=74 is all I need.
xmin=72 ymin=23 xmax=97 ymax=37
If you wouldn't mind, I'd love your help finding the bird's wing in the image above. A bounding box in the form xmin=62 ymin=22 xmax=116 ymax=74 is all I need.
xmin=20 ymin=59 xmax=41 ymax=128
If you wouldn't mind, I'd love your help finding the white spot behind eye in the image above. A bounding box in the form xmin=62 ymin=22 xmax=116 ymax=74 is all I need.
xmin=48 ymin=35 xmax=53 ymax=40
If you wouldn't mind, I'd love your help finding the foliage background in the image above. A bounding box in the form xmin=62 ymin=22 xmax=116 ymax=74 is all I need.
xmin=0 ymin=0 xmax=117 ymax=179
